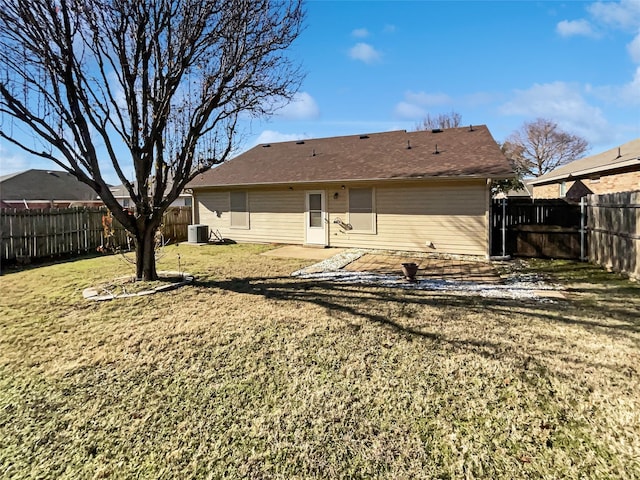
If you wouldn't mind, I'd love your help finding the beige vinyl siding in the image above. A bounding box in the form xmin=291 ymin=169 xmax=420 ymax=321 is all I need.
xmin=195 ymin=188 xmax=305 ymax=244
xmin=329 ymin=180 xmax=489 ymax=255
xmin=194 ymin=179 xmax=489 ymax=256
xmin=195 ymin=191 xmax=228 ymax=230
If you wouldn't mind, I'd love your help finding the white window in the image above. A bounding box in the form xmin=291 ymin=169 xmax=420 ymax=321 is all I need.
xmin=348 ymin=187 xmax=375 ymax=233
xmin=308 ymin=193 xmax=323 ymax=228
xmin=230 ymin=191 xmax=249 ymax=228
xmin=559 ymin=181 xmax=567 ymax=197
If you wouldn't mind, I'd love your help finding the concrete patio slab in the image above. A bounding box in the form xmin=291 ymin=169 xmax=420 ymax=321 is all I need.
xmin=343 ymin=252 xmax=502 ymax=283
xmin=285 ymin=249 xmax=564 ymax=301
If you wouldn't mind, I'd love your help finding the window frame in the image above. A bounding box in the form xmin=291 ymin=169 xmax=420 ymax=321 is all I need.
xmin=347 ymin=187 xmax=376 ymax=234
xmin=229 ymin=190 xmax=249 ymax=229
xmin=559 ymin=181 xmax=567 ymax=197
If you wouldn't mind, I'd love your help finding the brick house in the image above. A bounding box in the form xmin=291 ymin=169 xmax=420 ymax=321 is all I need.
xmin=529 ymin=138 xmax=640 ymax=201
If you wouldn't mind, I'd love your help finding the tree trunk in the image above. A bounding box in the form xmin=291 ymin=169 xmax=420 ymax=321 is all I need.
xmin=135 ymin=225 xmax=158 ymax=281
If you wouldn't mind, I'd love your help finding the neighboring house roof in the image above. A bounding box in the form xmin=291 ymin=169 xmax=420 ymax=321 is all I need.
xmin=529 ymin=137 xmax=640 ymax=185
xmin=109 ymin=184 xmax=130 ymax=198
xmin=0 ymin=169 xmax=100 ymax=201
xmin=188 ymin=125 xmax=513 ymax=188
xmin=110 ymin=183 xmax=192 ymax=198
xmin=506 ymin=181 xmax=533 ymax=198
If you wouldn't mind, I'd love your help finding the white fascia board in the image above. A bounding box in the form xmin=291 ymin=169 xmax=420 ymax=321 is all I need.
xmin=529 ymin=158 xmax=640 ymax=185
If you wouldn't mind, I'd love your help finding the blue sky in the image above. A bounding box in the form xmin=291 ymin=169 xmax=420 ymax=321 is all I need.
xmin=1 ymin=0 xmax=639 ymax=183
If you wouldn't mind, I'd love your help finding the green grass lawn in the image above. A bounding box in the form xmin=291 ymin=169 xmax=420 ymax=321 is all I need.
xmin=1 ymin=245 xmax=639 ymax=479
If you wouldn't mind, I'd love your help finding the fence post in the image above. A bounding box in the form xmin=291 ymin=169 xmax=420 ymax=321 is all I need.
xmin=580 ymin=196 xmax=586 ymax=261
xmin=501 ymin=198 xmax=507 ymax=257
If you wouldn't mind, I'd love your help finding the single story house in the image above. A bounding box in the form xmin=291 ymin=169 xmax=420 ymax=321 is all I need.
xmin=494 ymin=181 xmax=533 ymax=199
xmin=109 ymin=183 xmax=193 ymax=208
xmin=529 ymin=138 xmax=640 ymax=201
xmin=0 ymin=169 xmax=103 ymax=209
xmin=187 ymin=126 xmax=514 ymax=257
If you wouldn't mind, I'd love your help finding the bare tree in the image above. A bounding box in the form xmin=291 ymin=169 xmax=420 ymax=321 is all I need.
xmin=0 ymin=0 xmax=304 ymax=280
xmin=502 ymin=118 xmax=589 ymax=177
xmin=415 ymin=111 xmax=462 ymax=130
xmin=490 ymin=144 xmax=527 ymax=196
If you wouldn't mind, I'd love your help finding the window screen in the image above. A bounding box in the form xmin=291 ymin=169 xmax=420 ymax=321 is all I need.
xmin=349 ymin=188 xmax=374 ymax=232
xmin=230 ymin=191 xmax=248 ymax=228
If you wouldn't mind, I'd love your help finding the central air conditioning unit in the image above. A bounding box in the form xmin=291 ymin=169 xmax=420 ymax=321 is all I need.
xmin=187 ymin=224 xmax=208 ymax=243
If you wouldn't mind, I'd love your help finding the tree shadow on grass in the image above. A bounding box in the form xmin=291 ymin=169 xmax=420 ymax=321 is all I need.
xmin=195 ymin=273 xmax=640 ymax=372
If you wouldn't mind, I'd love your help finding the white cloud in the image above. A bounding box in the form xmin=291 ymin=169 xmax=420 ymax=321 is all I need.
xmin=348 ymin=43 xmax=381 ymax=64
xmin=274 ymin=92 xmax=320 ymax=120
xmin=0 ymin=142 xmax=29 ymax=176
xmin=351 ymin=28 xmax=369 ymax=38
xmin=628 ymin=32 xmax=640 ymax=62
xmin=404 ymin=91 xmax=453 ymax=107
xmin=587 ymin=0 xmax=640 ymax=31
xmin=253 ymin=130 xmax=310 ymax=146
xmin=383 ymin=24 xmax=396 ymax=34
xmin=392 ymin=91 xmax=454 ymax=120
xmin=499 ymin=82 xmax=610 ymax=141
xmin=620 ymin=66 xmax=640 ymax=104
xmin=585 ymin=66 xmax=640 ymax=105
xmin=393 ymin=102 xmax=426 ymax=120
xmin=561 ymin=1 xmax=640 ymax=67
xmin=556 ymin=0 xmax=640 ymax=63
xmin=556 ymin=19 xmax=597 ymax=37
xmin=462 ymin=91 xmax=504 ymax=107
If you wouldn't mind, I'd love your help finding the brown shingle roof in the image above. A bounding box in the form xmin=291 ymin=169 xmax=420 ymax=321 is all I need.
xmin=529 ymin=137 xmax=640 ymax=185
xmin=188 ymin=125 xmax=513 ymax=188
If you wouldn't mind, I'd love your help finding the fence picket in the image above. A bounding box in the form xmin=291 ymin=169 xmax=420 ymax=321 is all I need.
xmin=1 ymin=206 xmax=191 ymax=266
xmin=491 ymin=198 xmax=581 ymax=257
xmin=587 ymin=191 xmax=639 ymax=280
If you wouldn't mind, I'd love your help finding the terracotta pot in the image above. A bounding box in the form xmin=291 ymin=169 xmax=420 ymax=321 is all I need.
xmin=401 ymin=262 xmax=418 ymax=280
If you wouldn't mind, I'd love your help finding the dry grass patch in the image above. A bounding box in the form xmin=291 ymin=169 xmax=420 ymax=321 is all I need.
xmin=1 ymin=246 xmax=639 ymax=479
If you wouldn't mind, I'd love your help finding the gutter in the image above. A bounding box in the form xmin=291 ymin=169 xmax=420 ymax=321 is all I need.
xmin=529 ymin=158 xmax=640 ymax=185
xmin=188 ymin=173 xmax=515 ymax=190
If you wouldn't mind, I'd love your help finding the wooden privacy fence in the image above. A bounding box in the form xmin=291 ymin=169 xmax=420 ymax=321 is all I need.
xmin=491 ymin=198 xmax=583 ymax=258
xmin=588 ymin=191 xmax=639 ymax=280
xmin=1 ymin=206 xmax=192 ymax=266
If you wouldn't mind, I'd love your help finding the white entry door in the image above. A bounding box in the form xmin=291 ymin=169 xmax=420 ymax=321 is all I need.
xmin=305 ymin=191 xmax=327 ymax=245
